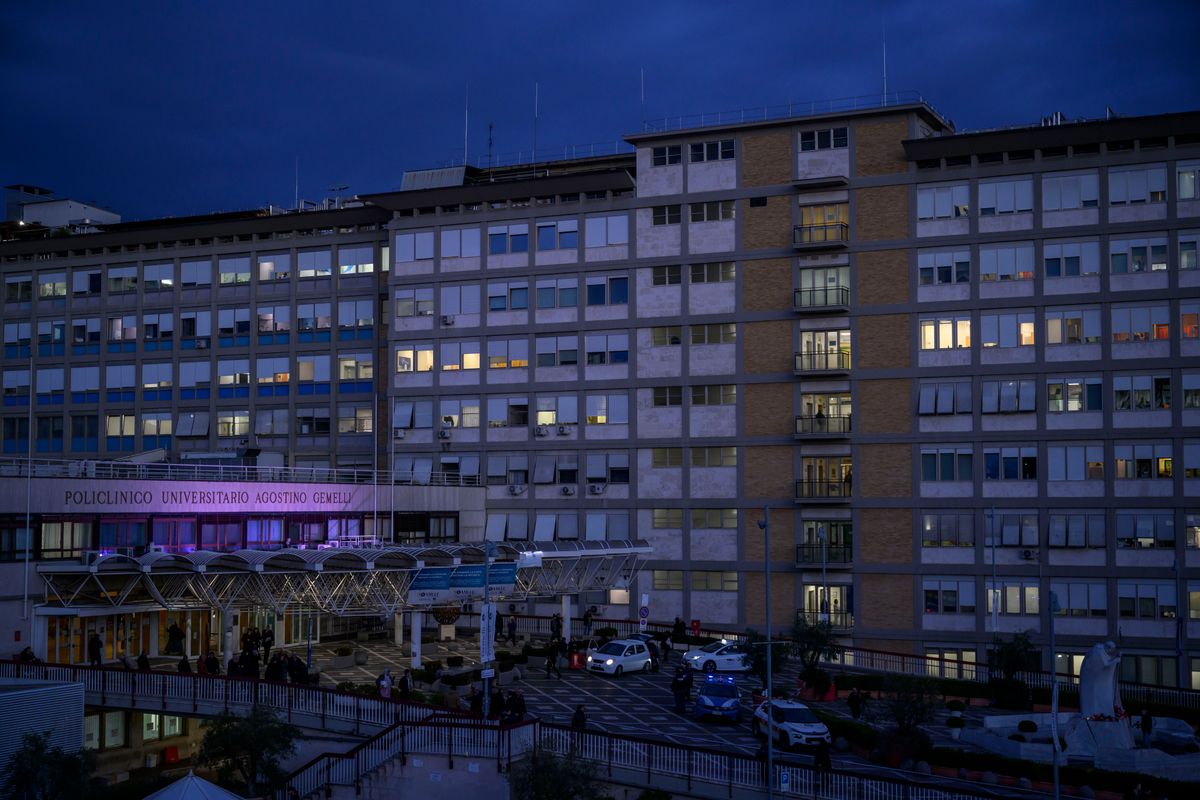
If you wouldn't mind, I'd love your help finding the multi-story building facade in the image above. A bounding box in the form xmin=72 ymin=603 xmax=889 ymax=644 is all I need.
xmin=4 ymin=99 xmax=1200 ymax=688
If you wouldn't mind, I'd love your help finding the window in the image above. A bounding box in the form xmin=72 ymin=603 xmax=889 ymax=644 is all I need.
xmin=143 ymin=312 xmax=174 ymax=344
xmin=217 ymin=359 xmax=250 ymax=392
xmin=38 ymin=272 xmax=67 ymax=298
xmin=978 ymin=177 xmax=1033 ymax=215
xmin=37 ymin=319 xmax=64 ymax=354
xmin=1045 ymin=307 xmax=1101 ymax=345
xmin=653 ymin=386 xmax=682 ymax=407
xmin=1042 ymin=171 xmax=1100 ymax=210
xmin=918 ymin=316 xmax=971 ymax=349
xmin=1050 ymin=582 xmax=1107 ymax=617
xmin=653 ymin=570 xmax=683 ymax=590
xmin=1048 ymin=512 xmax=1105 ymax=548
xmin=394 ymin=288 xmax=433 ymax=318
xmin=690 ymin=508 xmax=738 ymax=528
xmin=486 ymin=453 xmax=529 ymax=485
xmin=337 ymin=353 xmax=373 ymax=381
xmin=797 ymin=204 xmax=849 ymax=242
xmin=651 ymin=447 xmax=683 ymax=467
xmin=980 ymin=312 xmax=1035 ymax=348
xmin=395 ymin=344 xmax=433 ymax=373
xmin=585 ymin=452 xmax=629 ymax=484
xmin=218 ymin=255 xmax=250 ymax=285
xmin=533 ymin=395 xmax=576 ymax=426
xmin=175 ymin=411 xmax=210 ymax=437
xmin=692 ymin=571 xmax=739 ymax=592
xmin=35 ymin=415 xmax=63 ymax=452
xmin=1046 ymin=376 xmax=1102 ymax=413
xmin=107 ymin=315 xmax=137 ymax=342
xmin=584 ymin=510 xmax=629 ymax=541
xmin=981 ymin=379 xmax=1036 ymax=413
xmin=440 ymin=340 xmax=481 ymax=371
xmin=295 ymin=355 xmax=329 ymax=385
xmin=338 ymin=244 xmax=375 ymax=274
xmin=72 ymin=268 xmax=102 ymax=296
xmin=439 ymin=227 xmax=479 ymax=258
xmin=487 ymin=338 xmax=529 ymax=369
xmin=487 ymin=281 xmax=529 ymax=312
xmin=103 ymin=265 xmax=136 ymax=295
xmin=337 ymin=299 xmax=374 ymax=331
xmin=1188 ymin=441 xmax=1200 ymax=479
xmin=920 ymin=512 xmax=974 ymax=547
xmin=256 ymin=253 xmax=289 ymax=282
xmin=297 ymin=249 xmax=332 ymax=278
xmin=217 ymin=307 xmax=250 ymax=342
xmin=2 ymin=369 xmax=30 ymax=404
xmin=536 ymin=219 xmax=578 ymax=250
xmin=917 ymin=184 xmax=970 ymax=220
xmin=296 ymin=303 xmax=331 ymax=337
xmin=1185 ymin=373 xmax=1200 ymax=410
xmin=800 ymin=127 xmax=848 ymax=151
xmin=918 ymin=249 xmax=970 ymax=285
xmin=923 ymin=579 xmax=977 ymax=614
xmin=584 ymin=333 xmax=629 ymax=365
xmin=1114 ymin=443 xmax=1172 ymax=479
xmin=690 ymin=261 xmax=735 ymax=283
xmin=488 ymin=224 xmax=528 ymax=255
xmin=336 ymin=404 xmax=372 ymax=434
xmin=920 ymin=447 xmax=973 ymax=481
xmin=3 ymin=322 xmax=30 ymax=357
xmin=689 ymin=200 xmax=735 ymax=222
xmin=1109 ymin=165 xmax=1167 ymax=205
xmin=486 ymin=397 xmax=529 ymax=428
xmin=584 ymin=215 xmax=629 ymax=247
xmin=1114 ymin=374 xmax=1171 ymax=411
xmin=1044 ymin=240 xmax=1101 ymax=278
xmin=141 ymin=362 xmax=173 ymax=389
xmin=689 ymin=139 xmax=734 ymax=162
xmin=1180 ymin=165 xmax=1200 ymax=201
xmin=1110 ymin=236 xmax=1168 ymax=274
xmin=1185 ymin=302 xmax=1200 ymax=340
xmin=255 ymin=407 xmax=289 ymax=436
xmin=986 ymin=580 xmax=1039 ymax=616
xmin=534 ymin=336 xmax=577 ymax=367
xmin=439 ymin=399 xmax=480 ymax=429
xmin=256 ymin=356 xmax=290 ymax=385
xmin=256 ymin=305 xmax=290 ymax=336
xmin=652 ymin=508 xmax=683 ymax=528
xmin=650 ymin=326 xmax=682 ymax=346
xmin=691 ymin=446 xmax=737 ymax=467
xmin=652 ymin=265 xmax=681 ymax=286
xmin=983 ymin=446 xmax=1038 ymax=481
xmin=585 ymin=393 xmax=629 ymax=425
xmin=691 ymin=384 xmax=736 ymax=406
xmin=652 ymin=145 xmax=682 ymax=165
xmin=918 ymin=380 xmax=972 ymax=415
xmin=1118 ymin=582 xmax=1176 ymax=619
xmin=1047 ymin=444 xmax=1105 ymax=481
xmin=690 ymin=323 xmax=735 ymax=344
xmin=439 ymin=284 xmax=480 ymax=316
xmin=979 ymin=243 xmax=1034 ymax=282
xmin=1112 ymin=305 xmax=1170 ymax=343
xmin=39 ymin=520 xmax=91 ymax=559
xmin=391 ymin=399 xmax=433 ymax=433
xmin=4 ymin=275 xmax=32 ymax=303
xmin=1116 ymin=510 xmax=1174 ymax=549
xmin=294 ymin=407 xmax=330 ymax=435
xmin=652 ymin=205 xmax=681 ymax=225
xmin=179 ymin=310 xmax=211 ymax=347
xmin=70 ymin=317 xmax=100 ymax=349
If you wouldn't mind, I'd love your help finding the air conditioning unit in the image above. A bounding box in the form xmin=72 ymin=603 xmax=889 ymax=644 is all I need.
xmin=441 ymin=314 xmax=456 ymax=326
xmin=508 ymin=484 xmax=526 ymax=496
xmin=561 ymin=485 xmax=576 ymax=496
xmin=588 ymin=484 xmax=605 ymax=495
xmin=535 ymin=426 xmax=549 ymax=437
xmin=394 ymin=429 xmax=405 ymax=439
xmin=438 ymin=430 xmax=451 ymax=440
xmin=1020 ymin=549 xmax=1037 ymax=560
xmin=557 ymin=425 xmax=569 ymax=435
xmin=194 ymin=340 xmax=208 ymax=350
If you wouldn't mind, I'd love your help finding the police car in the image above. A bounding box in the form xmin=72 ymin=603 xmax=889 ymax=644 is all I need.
xmin=694 ymin=674 xmax=743 ymax=722
xmin=682 ymin=639 xmax=752 ymax=673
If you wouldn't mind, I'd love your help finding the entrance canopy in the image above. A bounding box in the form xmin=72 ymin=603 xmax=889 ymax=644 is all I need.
xmin=38 ymin=540 xmax=649 ymax=616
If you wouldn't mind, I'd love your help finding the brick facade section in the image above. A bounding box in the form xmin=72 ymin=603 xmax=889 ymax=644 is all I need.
xmin=743 ymin=382 xmax=794 ymax=437
xmin=856 ymin=249 xmax=909 ymax=306
xmin=856 ymin=378 xmax=911 ymax=434
xmin=858 ymin=574 xmax=913 ymax=630
xmin=858 ymin=443 xmax=911 ymax=498
xmin=744 ymin=446 xmax=794 ymax=499
xmin=743 ymin=320 xmax=793 ymax=373
xmin=855 ymin=185 xmax=908 ymax=242
xmin=858 ymin=509 xmax=913 ymax=564
xmin=743 ymin=507 xmax=795 ymax=562
xmin=742 ymin=258 xmax=793 ymax=312
xmin=856 ymin=314 xmax=909 ymax=369
xmin=853 ymin=637 xmax=916 ymax=655
xmin=853 ymin=118 xmax=909 ymax=176
xmin=743 ymin=572 xmax=796 ymax=628
xmin=742 ymin=196 xmax=793 ymax=250
xmin=742 ymin=130 xmax=793 ymax=187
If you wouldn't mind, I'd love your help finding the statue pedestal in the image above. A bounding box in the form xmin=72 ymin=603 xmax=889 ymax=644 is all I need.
xmin=439 ymin=623 xmax=457 ymax=641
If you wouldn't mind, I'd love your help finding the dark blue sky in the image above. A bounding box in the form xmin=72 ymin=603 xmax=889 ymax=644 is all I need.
xmin=4 ymin=1 xmax=1199 ymax=221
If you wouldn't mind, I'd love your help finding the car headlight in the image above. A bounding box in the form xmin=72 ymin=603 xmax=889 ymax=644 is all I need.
xmin=605 ymin=658 xmax=613 ymax=666
xmin=587 ymin=655 xmax=593 ymax=663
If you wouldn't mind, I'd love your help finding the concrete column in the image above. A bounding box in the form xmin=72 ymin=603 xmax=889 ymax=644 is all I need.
xmin=561 ymin=595 xmax=572 ymax=642
xmin=410 ymin=610 xmax=423 ymax=667
xmin=393 ymin=612 xmax=404 ymax=646
xmin=221 ymin=610 xmax=234 ymax=661
xmin=184 ymin=614 xmax=193 ymax=659
xmin=149 ymin=615 xmax=159 ymax=657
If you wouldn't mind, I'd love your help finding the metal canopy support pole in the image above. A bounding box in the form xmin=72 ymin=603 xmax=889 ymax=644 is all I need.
xmin=221 ymin=609 xmax=234 ymax=662
xmin=561 ymin=594 xmax=572 ymax=643
xmin=393 ymin=612 xmax=404 ymax=647
xmin=411 ymin=610 xmax=423 ymax=668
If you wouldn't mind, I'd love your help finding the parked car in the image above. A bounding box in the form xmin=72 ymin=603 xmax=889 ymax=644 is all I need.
xmin=751 ymin=700 xmax=831 ymax=749
xmin=683 ymin=640 xmax=751 ymax=673
xmin=694 ymin=674 xmax=743 ymax=722
xmin=586 ymin=639 xmax=653 ymax=676
xmin=1143 ymin=717 xmax=1200 ymax=753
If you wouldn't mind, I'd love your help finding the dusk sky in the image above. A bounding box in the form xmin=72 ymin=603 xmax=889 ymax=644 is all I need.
xmin=4 ymin=1 xmax=1199 ymax=221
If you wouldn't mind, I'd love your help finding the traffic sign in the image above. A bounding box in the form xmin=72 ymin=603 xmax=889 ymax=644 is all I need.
xmin=639 ymin=618 xmax=648 ymax=632
xmin=781 ymin=771 xmax=791 ymax=791
xmin=638 ymin=606 xmax=649 ymax=619
xmin=480 ymin=668 xmax=495 ymax=679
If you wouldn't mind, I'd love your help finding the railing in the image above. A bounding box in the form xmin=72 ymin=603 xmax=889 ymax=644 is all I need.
xmin=0 ymin=456 xmax=482 ymax=487
xmin=640 ymin=91 xmax=935 ymax=133
xmin=795 ymin=543 xmax=853 ymax=565
xmin=793 ymin=286 xmax=849 ymax=309
xmin=795 ymin=479 xmax=852 ymax=501
xmin=793 ymin=351 xmax=851 ymax=372
xmin=796 ymin=610 xmax=855 ymax=630
xmin=438 ymin=139 xmax=636 ymax=170
xmin=793 ymin=222 xmax=849 ymax=246
xmin=794 ymin=415 xmax=851 ymax=436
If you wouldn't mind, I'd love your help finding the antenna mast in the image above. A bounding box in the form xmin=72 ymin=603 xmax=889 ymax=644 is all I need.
xmin=487 ymin=122 xmax=494 ymax=172
xmin=464 ymin=84 xmax=470 ymax=166
xmin=533 ymin=82 xmax=539 ymax=161
xmin=882 ymin=20 xmax=888 ymax=104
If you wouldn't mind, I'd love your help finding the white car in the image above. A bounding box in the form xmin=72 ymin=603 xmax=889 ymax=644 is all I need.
xmin=683 ymin=640 xmax=751 ymax=673
xmin=586 ymin=639 xmax=653 ymax=676
xmin=752 ymin=700 xmax=831 ymax=749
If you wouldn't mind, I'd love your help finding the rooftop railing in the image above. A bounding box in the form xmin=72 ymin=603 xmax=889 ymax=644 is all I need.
xmin=640 ymin=91 xmax=934 ymax=133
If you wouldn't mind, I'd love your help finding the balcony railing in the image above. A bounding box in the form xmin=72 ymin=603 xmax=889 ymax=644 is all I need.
xmin=794 ymin=415 xmax=851 ymax=437
xmin=795 ymin=479 xmax=852 ymax=501
xmin=795 ymin=543 xmax=853 ymax=565
xmin=793 ymin=222 xmax=849 ymax=248
xmin=796 ymin=610 xmax=854 ymax=630
xmin=793 ymin=286 xmax=849 ymax=311
xmin=793 ymin=351 xmax=851 ymax=373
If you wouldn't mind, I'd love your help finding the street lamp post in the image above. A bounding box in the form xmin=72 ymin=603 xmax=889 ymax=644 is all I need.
xmin=1048 ymin=589 xmax=1061 ymax=800
xmin=482 ymin=540 xmax=496 ymax=719
xmin=757 ymin=507 xmax=774 ymax=800
xmin=988 ymin=508 xmax=998 ymax=633
xmin=819 ymin=524 xmax=828 ymax=625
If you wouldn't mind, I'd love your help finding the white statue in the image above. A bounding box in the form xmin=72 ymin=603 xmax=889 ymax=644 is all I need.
xmin=1079 ymin=641 xmax=1124 ymax=720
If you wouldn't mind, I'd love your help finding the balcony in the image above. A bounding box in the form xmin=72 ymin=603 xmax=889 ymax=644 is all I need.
xmin=795 ymin=543 xmax=853 ymax=566
xmin=796 ymin=610 xmax=854 ymax=631
xmin=794 ymin=479 xmax=851 ymax=503
xmin=794 ymin=414 xmax=851 ymax=439
xmin=793 ymin=351 xmax=851 ymax=375
xmin=793 ymin=286 xmax=850 ymax=313
xmin=793 ymin=222 xmax=848 ymax=251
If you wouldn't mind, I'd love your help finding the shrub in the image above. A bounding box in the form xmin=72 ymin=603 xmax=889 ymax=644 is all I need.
xmin=446 ymin=656 xmax=464 ymax=668
xmin=412 ymin=668 xmax=438 ymax=685
xmin=428 ymin=692 xmax=446 ymax=707
xmin=945 ymin=700 xmax=966 ymax=713
xmin=989 ymin=677 xmax=1031 ymax=710
xmin=424 ymin=659 xmax=443 ymax=673
xmin=1017 ymin=720 xmax=1038 ymax=733
xmin=801 ymin=667 xmax=832 ymax=696
xmin=334 ymin=645 xmax=353 ymax=657
xmin=494 ymin=650 xmax=513 ymax=661
xmin=514 ymin=654 xmax=529 ymax=665
xmin=946 ymin=716 xmax=965 ymax=729
xmin=813 ymin=710 xmax=878 ymax=750
xmin=440 ymin=671 xmax=473 ymax=688
xmin=498 ymin=660 xmax=515 ymax=673
xmin=595 ymin=627 xmax=619 ymax=639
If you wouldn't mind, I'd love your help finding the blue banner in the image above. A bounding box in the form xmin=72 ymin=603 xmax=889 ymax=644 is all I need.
xmin=409 ymin=566 xmax=453 ymax=604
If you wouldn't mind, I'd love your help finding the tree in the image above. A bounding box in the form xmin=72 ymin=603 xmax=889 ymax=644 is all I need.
xmin=989 ymin=630 xmax=1039 ymax=680
xmin=880 ymin=675 xmax=940 ymax=734
xmin=198 ymin=707 xmax=301 ymax=796
xmin=508 ymin=745 xmax=608 ymax=800
xmin=1 ymin=732 xmax=97 ymax=800
xmin=744 ymin=629 xmax=788 ymax=689
xmin=791 ymin=617 xmax=843 ymax=673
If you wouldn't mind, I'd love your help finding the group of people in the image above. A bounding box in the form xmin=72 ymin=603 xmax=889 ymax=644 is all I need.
xmin=670 ymin=663 xmax=695 ymax=712
xmin=463 ymin=685 xmax=529 ymax=724
xmin=375 ymin=668 xmax=413 ymax=700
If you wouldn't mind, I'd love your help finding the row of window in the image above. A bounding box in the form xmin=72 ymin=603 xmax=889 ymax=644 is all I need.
xmin=921 ymin=508 xmax=1199 ymax=550
xmin=918 ymin=303 xmax=1197 ymax=349
xmin=925 ymin=578 xmax=1200 ymax=623
xmin=397 ymin=214 xmax=632 ymax=263
xmin=918 ymin=372 xmax=1199 ymax=416
xmin=920 ymin=442 xmax=1196 ymax=483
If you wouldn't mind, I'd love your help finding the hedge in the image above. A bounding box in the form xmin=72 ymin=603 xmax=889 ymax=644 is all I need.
xmin=812 ymin=710 xmax=878 ymax=749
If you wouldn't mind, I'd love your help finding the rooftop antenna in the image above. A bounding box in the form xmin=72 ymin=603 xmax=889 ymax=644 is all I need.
xmin=640 ymin=67 xmax=645 ymax=124
xmin=464 ymin=84 xmax=470 ymax=166
xmin=293 ymin=157 xmax=299 ymax=210
xmin=533 ymin=82 xmax=539 ymax=162
xmin=882 ymin=19 xmax=888 ymax=105
xmin=487 ymin=122 xmax=494 ymax=174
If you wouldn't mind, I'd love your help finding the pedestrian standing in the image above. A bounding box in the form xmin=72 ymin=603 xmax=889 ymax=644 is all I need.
xmin=399 ymin=669 xmax=412 ymax=700
xmin=196 ymin=652 xmax=208 ymax=675
xmin=582 ymin=608 xmax=594 ymax=636
xmin=137 ymin=650 xmax=151 ymax=671
xmin=682 ymin=664 xmax=694 ymax=700
xmin=507 ymin=616 xmax=518 ymax=646
xmin=550 ymin=613 xmax=563 ymax=641
xmin=177 ymin=655 xmax=191 ymax=674
xmin=663 ymin=635 xmax=673 ymax=663
xmin=261 ymin=626 xmax=275 ymax=663
xmin=544 ymin=638 xmax=562 ymax=679
xmin=671 ymin=665 xmax=688 ymax=713
xmin=672 ymin=617 xmax=687 ymax=642
xmin=377 ymin=668 xmax=393 ymax=700
xmin=571 ymin=704 xmax=587 ymax=731
xmin=814 ymin=739 xmax=832 ymax=791
xmin=847 ymin=687 xmax=863 ymax=720
xmin=494 ymin=610 xmax=503 ymax=642
xmin=1140 ymin=708 xmax=1153 ymax=748
xmin=87 ymin=632 xmax=103 ymax=666
xmin=205 ymin=651 xmax=220 ymax=675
